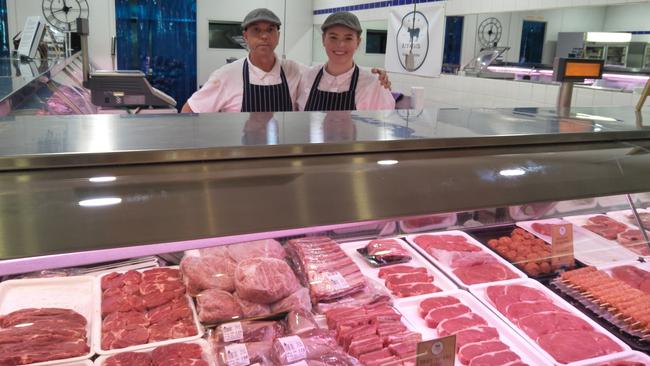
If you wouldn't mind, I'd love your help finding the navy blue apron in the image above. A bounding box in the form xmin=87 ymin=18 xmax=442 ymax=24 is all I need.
xmin=304 ymin=65 xmax=359 ymax=111
xmin=241 ymin=59 xmax=293 ymax=112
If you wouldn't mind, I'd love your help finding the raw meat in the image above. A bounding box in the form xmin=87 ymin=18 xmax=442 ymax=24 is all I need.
xmin=0 ymin=308 xmax=86 ymax=328
xmin=105 ymin=352 xmax=153 ymax=366
xmin=234 ymin=292 xmax=272 ymax=318
xmin=384 ymin=272 xmax=433 ymax=289
xmin=516 ymin=311 xmax=593 ymax=339
xmin=453 ymin=262 xmax=518 ymax=285
xmin=504 ymin=300 xmax=561 ymax=320
xmin=437 ymin=313 xmax=487 ymax=336
xmin=234 ymin=257 xmax=300 ymax=303
xmin=102 ymin=287 xmax=146 ymax=316
xmin=147 ymin=298 xmax=192 ymax=324
xmin=180 ymin=255 xmax=237 ymax=295
xmin=101 ymin=270 xmax=142 ymax=291
xmin=538 ymin=330 xmax=623 ymax=363
xmin=102 ymin=311 xmax=149 ymax=349
xmin=366 ymin=238 xmax=411 ymax=262
xmin=287 ymin=310 xmax=319 ymax=335
xmin=610 ymin=265 xmax=650 ymax=293
xmin=424 ymin=303 xmax=472 ymax=327
xmin=271 ymin=330 xmax=339 ymax=364
xmin=414 ymin=234 xmax=482 ymax=255
xmin=486 ymin=285 xmax=547 ymax=313
xmin=468 ymin=350 xmax=523 ymax=366
xmin=454 ymin=326 xmax=499 ymax=349
xmin=378 ymin=265 xmax=428 ymax=279
xmin=583 ymin=215 xmax=628 ymax=240
xmin=151 ymin=342 xmax=204 ymax=363
xmin=196 ymin=289 xmax=242 ymax=323
xmin=458 ymin=340 xmax=509 ymax=364
xmin=617 ymin=229 xmax=650 ymax=255
xmin=212 ymin=320 xmax=285 ymax=344
xmin=215 ymin=341 xmax=273 ymax=366
xmin=598 ymin=361 xmax=646 ymax=366
xmin=227 ymin=239 xmax=287 ymax=262
xmin=139 ymin=276 xmax=186 ymax=309
xmin=531 ymin=222 xmax=552 ymax=236
xmin=418 ymin=296 xmax=460 ymax=317
xmin=148 ymin=317 xmax=197 ymax=342
xmin=389 ymin=282 xmax=440 ymax=298
xmin=270 ymin=287 xmax=313 ymax=314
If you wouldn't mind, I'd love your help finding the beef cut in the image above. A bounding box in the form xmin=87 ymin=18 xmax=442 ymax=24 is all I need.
xmin=227 ymin=238 xmax=287 ymax=262
xmin=389 ymin=282 xmax=440 ymax=297
xmin=436 ymin=312 xmax=487 ymax=336
xmin=151 ymin=342 xmax=206 ymax=366
xmin=418 ymin=296 xmax=460 ymax=317
xmin=424 ymin=303 xmax=471 ymax=327
xmin=234 ymin=292 xmax=272 ymax=318
xmin=516 ymin=311 xmax=593 ymax=339
xmin=234 ymin=257 xmax=300 ymax=303
xmin=101 ymin=270 xmax=142 ymax=291
xmin=454 ymin=326 xmax=499 ymax=349
xmin=538 ymin=330 xmax=623 ymax=363
xmin=148 ymin=318 xmax=197 ymax=342
xmin=366 ymin=238 xmax=411 ymax=262
xmin=503 ymin=300 xmax=560 ymax=320
xmin=271 ymin=287 xmax=313 ymax=314
xmin=467 ymin=350 xmax=524 ymax=366
xmin=101 ymin=311 xmax=149 ymax=349
xmin=196 ymin=289 xmax=243 ymax=323
xmin=105 ymin=352 xmax=153 ymax=366
xmin=378 ymin=265 xmax=428 ymax=279
xmin=458 ymin=340 xmax=509 ymax=364
xmin=180 ymin=255 xmax=237 ymax=295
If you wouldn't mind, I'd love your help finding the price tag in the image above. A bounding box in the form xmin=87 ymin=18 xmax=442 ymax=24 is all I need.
xmin=416 ymin=335 xmax=456 ymax=366
xmin=551 ymin=223 xmax=575 ymax=270
xmin=278 ymin=335 xmax=307 ymax=363
xmin=220 ymin=321 xmax=244 ymax=342
xmin=224 ymin=343 xmax=250 ymax=366
xmin=325 ymin=271 xmax=349 ymax=291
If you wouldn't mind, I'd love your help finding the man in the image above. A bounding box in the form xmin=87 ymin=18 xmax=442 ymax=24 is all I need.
xmin=182 ymin=8 xmax=390 ymax=113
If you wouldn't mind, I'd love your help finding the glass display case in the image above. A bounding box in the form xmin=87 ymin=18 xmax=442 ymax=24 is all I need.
xmin=1 ymin=107 xmax=650 ymax=365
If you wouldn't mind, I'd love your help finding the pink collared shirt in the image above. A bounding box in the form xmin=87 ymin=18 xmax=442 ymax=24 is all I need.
xmin=187 ymin=56 xmax=303 ymax=113
xmin=296 ymin=64 xmax=395 ymax=111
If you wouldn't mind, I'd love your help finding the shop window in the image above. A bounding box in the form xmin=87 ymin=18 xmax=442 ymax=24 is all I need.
xmin=209 ymin=22 xmax=246 ymax=49
xmin=366 ymin=29 xmax=387 ymax=54
xmin=442 ymin=16 xmax=463 ymax=73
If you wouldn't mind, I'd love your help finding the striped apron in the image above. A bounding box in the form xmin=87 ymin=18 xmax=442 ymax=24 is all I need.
xmin=241 ymin=59 xmax=293 ymax=112
xmin=304 ymin=65 xmax=359 ymax=111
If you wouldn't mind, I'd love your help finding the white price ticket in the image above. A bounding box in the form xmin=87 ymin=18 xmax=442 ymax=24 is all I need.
xmin=326 ymin=271 xmax=349 ymax=291
xmin=225 ymin=343 xmax=250 ymax=366
xmin=220 ymin=321 xmax=244 ymax=342
xmin=278 ymin=335 xmax=307 ymax=363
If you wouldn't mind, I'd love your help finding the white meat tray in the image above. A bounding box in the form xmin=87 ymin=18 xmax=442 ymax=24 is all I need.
xmin=339 ymin=238 xmax=458 ymax=299
xmin=516 ymin=218 xmax=638 ymax=266
xmin=0 ymin=276 xmax=97 ymax=366
xmin=597 ymin=195 xmax=630 ymax=209
xmin=563 ymin=214 xmax=647 ymax=260
xmin=555 ymin=198 xmax=598 ymax=214
xmin=606 ymin=208 xmax=650 ymax=230
xmin=469 ymin=278 xmax=631 ymax=365
xmin=398 ymin=213 xmax=458 ymax=234
xmin=94 ymin=339 xmax=215 ymax=366
xmin=392 ymin=289 xmax=548 ymax=366
xmin=404 ymin=230 xmax=527 ymax=289
xmin=93 ymin=267 xmax=204 ymax=355
xmin=57 ymin=362 xmax=93 ymax=366
xmin=572 ymin=350 xmax=650 ymax=366
xmin=597 ymin=259 xmax=650 ymax=275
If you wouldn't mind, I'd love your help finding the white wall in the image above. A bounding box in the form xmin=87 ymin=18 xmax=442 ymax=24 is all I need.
xmin=604 ymin=3 xmax=650 ymax=42
xmin=197 ymin=0 xmax=313 ymax=85
xmin=6 ymin=0 xmax=116 ymax=70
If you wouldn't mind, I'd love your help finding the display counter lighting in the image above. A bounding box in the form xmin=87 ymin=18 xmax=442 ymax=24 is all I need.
xmin=377 ymin=159 xmax=399 ymax=166
xmin=586 ymin=32 xmax=632 ymax=43
xmin=499 ymin=168 xmax=526 ymax=177
xmin=575 ymin=113 xmax=618 ymax=122
xmin=89 ymin=176 xmax=116 ymax=183
xmin=79 ymin=197 xmax=122 ymax=207
xmin=600 ymin=73 xmax=650 ymax=82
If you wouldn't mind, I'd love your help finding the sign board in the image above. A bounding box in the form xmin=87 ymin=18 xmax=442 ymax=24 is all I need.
xmin=416 ymin=335 xmax=456 ymax=366
xmin=551 ymin=223 xmax=575 ymax=270
xmin=17 ymin=16 xmax=46 ymax=59
xmin=386 ymin=2 xmax=445 ymax=77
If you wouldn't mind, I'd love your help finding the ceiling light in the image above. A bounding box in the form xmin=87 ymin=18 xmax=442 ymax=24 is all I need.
xmin=79 ymin=197 xmax=122 ymax=207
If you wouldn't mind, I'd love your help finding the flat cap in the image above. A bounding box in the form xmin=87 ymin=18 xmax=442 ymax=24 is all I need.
xmin=321 ymin=11 xmax=362 ymax=35
xmin=242 ymin=8 xmax=282 ymax=29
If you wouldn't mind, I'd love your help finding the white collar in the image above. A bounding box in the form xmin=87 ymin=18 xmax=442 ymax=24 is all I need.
xmin=247 ymin=55 xmax=281 ymax=79
xmin=322 ymin=63 xmax=356 ymax=80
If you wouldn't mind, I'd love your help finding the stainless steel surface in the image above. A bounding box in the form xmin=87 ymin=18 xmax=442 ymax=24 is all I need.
xmin=1 ymin=107 xmax=650 ymax=171
xmin=1 ymin=139 xmax=650 ymax=261
xmin=557 ymin=82 xmax=574 ymax=111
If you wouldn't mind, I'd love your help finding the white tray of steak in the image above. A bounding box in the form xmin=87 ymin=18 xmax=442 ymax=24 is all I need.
xmin=392 ymin=289 xmax=548 ymax=365
xmin=517 ymin=218 xmax=638 ymax=266
xmin=94 ymin=339 xmax=215 ymax=366
xmin=339 ymin=238 xmax=458 ymax=299
xmin=94 ymin=267 xmax=203 ymax=355
xmin=404 ymin=231 xmax=526 ymax=289
xmin=606 ymin=209 xmax=650 ymax=232
xmin=58 ymin=362 xmax=93 ymax=366
xmin=470 ymin=278 xmax=629 ymax=365
xmin=572 ymin=350 xmax=650 ymax=366
xmin=0 ymin=276 xmax=96 ymax=366
xmin=563 ymin=214 xmax=649 ymax=258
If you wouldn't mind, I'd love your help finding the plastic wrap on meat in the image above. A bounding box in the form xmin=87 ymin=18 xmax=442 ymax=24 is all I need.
xmin=215 ymin=341 xmax=274 ymax=366
xmin=180 ymin=255 xmax=237 ymax=295
xmin=211 ymin=320 xmax=285 ymax=345
xmin=227 ymin=239 xmax=287 ymax=262
xmin=234 ymin=257 xmax=300 ymax=304
xmin=287 ymin=310 xmax=319 ymax=335
xmin=196 ymin=289 xmax=243 ymax=323
xmin=271 ymin=287 xmax=313 ymax=314
xmin=233 ymin=292 xmax=272 ymax=318
xmin=366 ymin=239 xmax=411 ymax=262
xmin=271 ymin=329 xmax=340 ymax=365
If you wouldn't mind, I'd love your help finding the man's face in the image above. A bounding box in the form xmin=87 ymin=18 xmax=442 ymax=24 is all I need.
xmin=243 ymin=21 xmax=280 ymax=56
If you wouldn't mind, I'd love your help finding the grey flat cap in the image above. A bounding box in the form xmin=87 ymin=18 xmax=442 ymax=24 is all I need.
xmin=242 ymin=8 xmax=282 ymax=29
xmin=321 ymin=11 xmax=362 ymax=35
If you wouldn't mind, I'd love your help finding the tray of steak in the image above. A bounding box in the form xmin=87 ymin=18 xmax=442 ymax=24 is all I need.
xmin=574 ymin=350 xmax=650 ymax=366
xmin=59 ymin=362 xmax=93 ymax=366
xmin=393 ymin=289 xmax=548 ymax=365
xmin=398 ymin=213 xmax=458 ymax=234
xmin=470 ymin=278 xmax=629 ymax=365
xmin=606 ymin=209 xmax=650 ymax=232
xmin=340 ymin=238 xmax=457 ymax=299
xmin=323 ymin=298 xmax=422 ymax=365
xmin=0 ymin=276 xmax=96 ymax=366
xmin=564 ymin=214 xmax=649 ymax=258
xmin=404 ymin=230 xmax=526 ymax=288
xmin=94 ymin=339 xmax=214 ymax=366
xmin=548 ymin=262 xmax=650 ymax=352
xmin=94 ymin=267 xmax=203 ymax=355
xmin=356 ymin=238 xmax=412 ymax=267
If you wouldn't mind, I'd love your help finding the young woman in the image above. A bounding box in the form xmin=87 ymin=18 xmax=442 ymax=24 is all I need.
xmin=297 ymin=12 xmax=395 ymax=111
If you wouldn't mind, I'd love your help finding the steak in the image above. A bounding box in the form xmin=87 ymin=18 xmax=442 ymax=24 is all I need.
xmin=180 ymin=255 xmax=237 ymax=295
xmin=454 ymin=326 xmax=499 ymax=349
xmin=151 ymin=342 xmax=204 ymax=365
xmin=437 ymin=312 xmax=487 ymax=336
xmin=538 ymin=330 xmax=623 ymax=363
xmin=101 ymin=311 xmax=149 ymax=350
xmin=458 ymin=340 xmax=509 ymax=364
xmin=196 ymin=289 xmax=242 ymax=323
xmin=384 ymin=272 xmax=433 ymax=288
xmin=504 ymin=300 xmax=560 ymax=320
xmin=378 ymin=265 xmax=428 ymax=279
xmin=610 ymin=265 xmax=650 ymax=293
xmin=366 ymin=238 xmax=411 ymax=262
xmin=147 ymin=298 xmax=192 ymax=325
xmin=424 ymin=304 xmax=471 ymax=327
xmin=390 ymin=282 xmax=440 ymax=298
xmin=418 ymin=296 xmax=460 ymax=317
xmin=102 ymin=287 xmax=146 ymax=316
xmin=148 ymin=317 xmax=197 ymax=342
xmin=0 ymin=308 xmax=86 ymax=328
xmin=468 ymin=350 xmax=523 ymax=366
xmin=453 ymin=262 xmax=517 ymax=285
xmin=234 ymin=257 xmax=300 ymax=303
xmin=414 ymin=234 xmax=482 ymax=253
xmin=101 ymin=270 xmax=142 ymax=291
xmin=105 ymin=352 xmax=153 ymax=366
xmin=486 ymin=285 xmax=547 ymax=313
xmin=516 ymin=311 xmax=593 ymax=339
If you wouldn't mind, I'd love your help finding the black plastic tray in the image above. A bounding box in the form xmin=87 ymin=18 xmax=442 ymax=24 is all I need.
xmin=546 ymin=279 xmax=650 ymax=353
xmin=464 ymin=225 xmax=584 ymax=282
xmin=355 ymin=247 xmax=412 ymax=268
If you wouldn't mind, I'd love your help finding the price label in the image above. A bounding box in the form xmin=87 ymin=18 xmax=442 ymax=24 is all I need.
xmin=551 ymin=223 xmax=575 ymax=270
xmin=224 ymin=343 xmax=250 ymax=366
xmin=278 ymin=335 xmax=307 ymax=363
xmin=220 ymin=321 xmax=244 ymax=342
xmin=325 ymin=271 xmax=349 ymax=291
xmin=416 ymin=335 xmax=456 ymax=366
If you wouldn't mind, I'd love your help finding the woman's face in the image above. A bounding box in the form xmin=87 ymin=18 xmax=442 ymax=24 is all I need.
xmin=322 ymin=25 xmax=361 ymax=66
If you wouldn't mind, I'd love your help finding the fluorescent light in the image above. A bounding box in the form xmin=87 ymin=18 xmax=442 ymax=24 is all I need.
xmin=377 ymin=160 xmax=399 ymax=166
xmin=79 ymin=197 xmax=122 ymax=207
xmin=499 ymin=169 xmax=526 ymax=177
xmin=586 ymin=32 xmax=631 ymax=43
xmin=575 ymin=113 xmax=618 ymax=122
xmin=89 ymin=176 xmax=116 ymax=183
